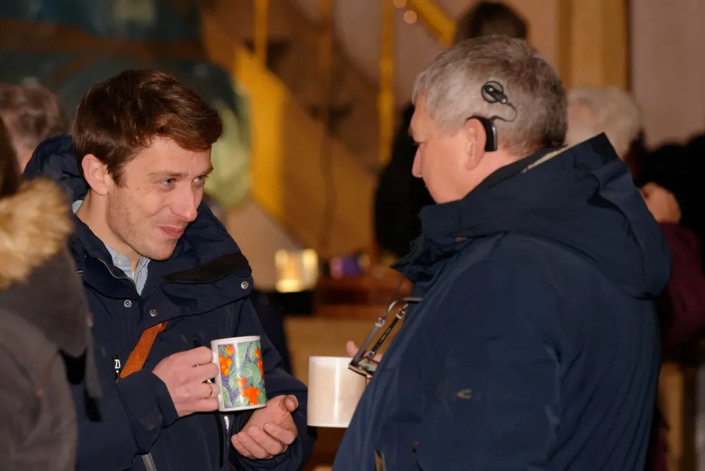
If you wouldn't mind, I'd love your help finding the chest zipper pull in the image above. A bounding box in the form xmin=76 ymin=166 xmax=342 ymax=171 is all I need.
xmin=113 ymin=355 xmax=122 ymax=381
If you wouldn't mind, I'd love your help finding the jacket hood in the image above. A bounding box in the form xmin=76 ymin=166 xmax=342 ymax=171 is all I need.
xmin=0 ymin=176 xmax=95 ymax=361
xmin=0 ymin=177 xmax=73 ymax=289
xmin=401 ymin=134 xmax=671 ymax=299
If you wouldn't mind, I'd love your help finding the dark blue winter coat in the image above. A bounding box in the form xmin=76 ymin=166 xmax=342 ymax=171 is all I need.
xmin=24 ymin=135 xmax=316 ymax=471
xmin=334 ymin=135 xmax=671 ymax=471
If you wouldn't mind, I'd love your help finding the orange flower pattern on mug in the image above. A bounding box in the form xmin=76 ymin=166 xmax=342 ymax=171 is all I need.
xmin=241 ymin=386 xmax=261 ymax=405
xmin=219 ymin=355 xmax=232 ymax=376
xmin=255 ymin=348 xmax=264 ymax=375
xmin=217 ymin=340 xmax=267 ymax=408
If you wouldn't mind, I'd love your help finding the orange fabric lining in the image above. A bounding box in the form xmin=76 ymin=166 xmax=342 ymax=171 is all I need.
xmin=119 ymin=322 xmax=168 ymax=380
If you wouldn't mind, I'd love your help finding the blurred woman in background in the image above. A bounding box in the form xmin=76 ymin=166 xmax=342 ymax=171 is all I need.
xmin=0 ymin=115 xmax=99 ymax=470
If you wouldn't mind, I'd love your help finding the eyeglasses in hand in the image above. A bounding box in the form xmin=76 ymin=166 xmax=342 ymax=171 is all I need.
xmin=348 ymin=297 xmax=423 ymax=378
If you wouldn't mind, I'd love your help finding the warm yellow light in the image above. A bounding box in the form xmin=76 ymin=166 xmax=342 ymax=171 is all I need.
xmin=275 ymin=249 xmax=320 ymax=293
xmin=403 ymin=10 xmax=418 ymax=24
xmin=393 ymin=0 xmax=407 ymax=8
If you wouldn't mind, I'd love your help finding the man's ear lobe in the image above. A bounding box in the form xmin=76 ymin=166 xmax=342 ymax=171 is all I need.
xmin=81 ymin=154 xmax=110 ymax=196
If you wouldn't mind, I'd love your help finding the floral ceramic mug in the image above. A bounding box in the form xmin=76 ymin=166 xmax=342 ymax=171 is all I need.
xmin=210 ymin=336 xmax=267 ymax=411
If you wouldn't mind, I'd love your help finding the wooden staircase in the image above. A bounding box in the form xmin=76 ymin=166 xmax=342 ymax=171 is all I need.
xmin=200 ymin=1 xmax=377 ymax=259
xmin=202 ymin=0 xmax=380 ymax=168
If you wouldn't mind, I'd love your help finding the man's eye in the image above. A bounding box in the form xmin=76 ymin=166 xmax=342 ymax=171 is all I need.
xmin=161 ymin=178 xmax=175 ymax=187
xmin=194 ymin=175 xmax=209 ymax=186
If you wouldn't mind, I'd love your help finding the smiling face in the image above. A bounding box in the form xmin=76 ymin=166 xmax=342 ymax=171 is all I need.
xmin=102 ymin=137 xmax=213 ymax=261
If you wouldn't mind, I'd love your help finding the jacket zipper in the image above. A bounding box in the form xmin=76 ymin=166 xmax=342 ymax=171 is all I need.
xmin=142 ymin=453 xmax=158 ymax=471
xmin=88 ymin=261 xmax=161 ymax=470
xmin=96 ymin=258 xmax=138 ymax=289
xmin=82 ymin=259 xmax=245 ymax=471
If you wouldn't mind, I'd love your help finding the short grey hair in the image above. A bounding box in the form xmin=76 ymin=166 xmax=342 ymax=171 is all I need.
xmin=412 ymin=36 xmax=567 ymax=156
xmin=565 ymin=86 xmax=641 ymax=158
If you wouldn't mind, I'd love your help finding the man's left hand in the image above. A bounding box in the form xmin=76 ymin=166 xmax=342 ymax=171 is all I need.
xmin=232 ymin=395 xmax=299 ymax=460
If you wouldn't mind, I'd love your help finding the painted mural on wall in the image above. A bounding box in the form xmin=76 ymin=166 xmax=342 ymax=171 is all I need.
xmin=0 ymin=0 xmax=251 ymax=209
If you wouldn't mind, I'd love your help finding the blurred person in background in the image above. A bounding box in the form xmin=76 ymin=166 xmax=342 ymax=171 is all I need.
xmin=566 ymin=85 xmax=705 ymax=471
xmin=565 ymin=86 xmax=641 ymax=161
xmin=374 ymin=1 xmax=528 ymax=260
xmin=565 ymin=86 xmax=705 ymax=348
xmin=0 ymin=114 xmax=99 ymax=469
xmin=338 ymin=36 xmax=669 ymax=471
xmin=635 ymin=133 xmax=705 ymax=269
xmin=0 ymin=83 xmax=69 ymax=171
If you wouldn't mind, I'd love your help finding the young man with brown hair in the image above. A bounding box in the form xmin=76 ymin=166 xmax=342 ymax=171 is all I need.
xmin=0 ymin=83 xmax=69 ymax=171
xmin=24 ymin=70 xmax=315 ymax=471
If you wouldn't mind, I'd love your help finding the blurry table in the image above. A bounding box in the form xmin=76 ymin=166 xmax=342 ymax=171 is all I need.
xmin=286 ymin=315 xmax=379 ymax=471
xmin=315 ymin=271 xmax=412 ymax=317
xmin=287 ymin=270 xmax=411 ymax=470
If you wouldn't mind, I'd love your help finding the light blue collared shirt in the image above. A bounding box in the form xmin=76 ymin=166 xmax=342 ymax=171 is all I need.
xmin=72 ymin=200 xmax=150 ymax=294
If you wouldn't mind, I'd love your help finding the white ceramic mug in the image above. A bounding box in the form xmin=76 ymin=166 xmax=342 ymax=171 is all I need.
xmin=211 ymin=336 xmax=267 ymax=412
xmin=307 ymin=356 xmax=366 ymax=428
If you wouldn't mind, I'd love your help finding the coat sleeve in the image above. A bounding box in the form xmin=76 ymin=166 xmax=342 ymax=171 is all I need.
xmin=229 ymin=298 xmax=317 ymax=471
xmin=659 ymin=222 xmax=705 ymax=348
xmin=71 ymin=359 xmax=178 ymax=470
xmin=0 ymin=338 xmax=78 ymax=471
xmin=414 ymin=262 xmax=561 ymax=471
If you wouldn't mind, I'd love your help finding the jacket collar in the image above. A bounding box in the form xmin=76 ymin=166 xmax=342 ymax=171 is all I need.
xmin=418 ymin=145 xmax=564 ymax=243
xmin=394 ymin=134 xmax=671 ymax=299
xmin=71 ymin=206 xmax=252 ymax=303
xmin=393 ymin=145 xmax=564 ymax=279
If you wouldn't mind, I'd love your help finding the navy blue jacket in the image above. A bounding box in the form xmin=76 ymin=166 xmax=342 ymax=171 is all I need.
xmin=25 ymin=136 xmax=316 ymax=471
xmin=334 ymin=135 xmax=671 ymax=471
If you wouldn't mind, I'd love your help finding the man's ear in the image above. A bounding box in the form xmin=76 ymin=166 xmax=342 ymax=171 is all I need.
xmin=463 ymin=118 xmax=487 ymax=171
xmin=81 ymin=154 xmax=112 ymax=196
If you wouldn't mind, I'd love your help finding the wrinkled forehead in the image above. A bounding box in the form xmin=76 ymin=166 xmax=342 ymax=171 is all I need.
xmin=127 ymin=137 xmax=213 ymax=176
xmin=409 ymin=95 xmax=428 ymax=138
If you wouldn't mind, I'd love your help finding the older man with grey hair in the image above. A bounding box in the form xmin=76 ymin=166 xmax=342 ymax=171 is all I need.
xmin=565 ymin=85 xmax=642 ymax=159
xmin=336 ymin=36 xmax=670 ymax=471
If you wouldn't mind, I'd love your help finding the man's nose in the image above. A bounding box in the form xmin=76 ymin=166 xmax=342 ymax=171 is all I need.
xmin=173 ymin=190 xmax=200 ymax=222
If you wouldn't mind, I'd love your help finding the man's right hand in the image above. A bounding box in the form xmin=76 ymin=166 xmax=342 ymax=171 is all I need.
xmin=152 ymin=347 xmax=220 ymax=417
xmin=346 ymin=341 xmax=383 ymax=384
xmin=346 ymin=341 xmax=383 ymax=362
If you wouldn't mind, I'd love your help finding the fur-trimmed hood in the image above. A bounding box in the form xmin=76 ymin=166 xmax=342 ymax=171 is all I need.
xmin=0 ymin=178 xmax=91 ymax=359
xmin=0 ymin=178 xmax=73 ymax=289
